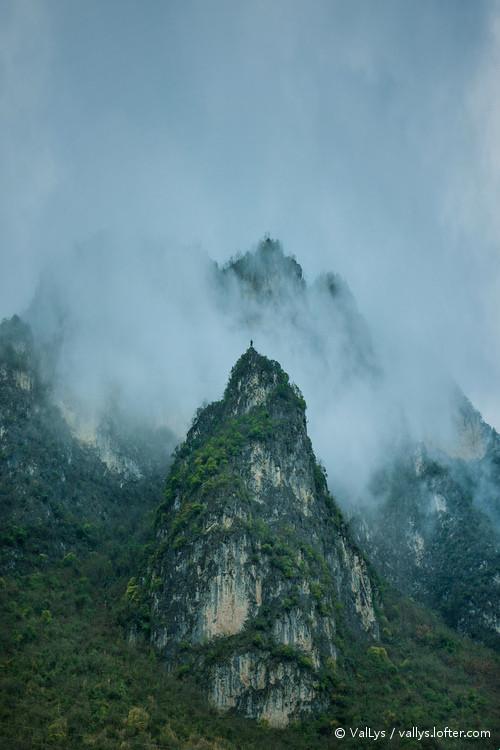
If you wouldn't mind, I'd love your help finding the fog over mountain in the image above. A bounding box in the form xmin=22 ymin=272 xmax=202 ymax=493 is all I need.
xmin=18 ymin=237 xmax=492 ymax=510
xmin=1 ymin=0 xmax=500 ymax=493
xmin=3 ymin=5 xmax=500 ymax=744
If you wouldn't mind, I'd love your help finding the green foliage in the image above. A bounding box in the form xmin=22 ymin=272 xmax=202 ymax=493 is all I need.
xmin=125 ymin=706 xmax=150 ymax=732
xmin=125 ymin=577 xmax=141 ymax=604
xmin=171 ymin=502 xmax=204 ymax=537
xmin=2 ymin=503 xmax=500 ymax=750
xmin=0 ymin=524 xmax=28 ymax=547
xmin=157 ymin=407 xmax=277 ymax=551
xmin=271 ymin=644 xmax=314 ymax=671
xmin=368 ymin=452 xmax=500 ymax=646
xmin=47 ymin=717 xmax=68 ymax=743
xmin=313 ymin=461 xmax=327 ymax=493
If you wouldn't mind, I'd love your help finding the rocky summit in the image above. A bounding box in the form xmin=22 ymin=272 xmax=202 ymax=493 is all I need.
xmin=148 ymin=346 xmax=378 ymax=726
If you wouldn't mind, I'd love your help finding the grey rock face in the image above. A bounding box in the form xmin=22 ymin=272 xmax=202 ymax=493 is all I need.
xmin=150 ymin=347 xmax=378 ymax=726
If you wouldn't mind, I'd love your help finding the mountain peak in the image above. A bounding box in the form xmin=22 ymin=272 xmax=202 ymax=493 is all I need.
xmin=223 ymin=238 xmax=304 ymax=298
xmin=149 ymin=349 xmax=378 ymax=726
xmin=223 ymin=346 xmax=305 ymax=419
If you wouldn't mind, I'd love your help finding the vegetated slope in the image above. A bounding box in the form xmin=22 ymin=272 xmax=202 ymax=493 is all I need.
xmin=2 ymin=553 xmax=500 ymax=749
xmin=0 ymin=314 xmax=173 ymax=571
xmin=352 ymin=441 xmax=500 ymax=649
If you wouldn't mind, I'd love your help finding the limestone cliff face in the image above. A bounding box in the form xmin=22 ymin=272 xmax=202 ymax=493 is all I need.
xmin=149 ymin=347 xmax=378 ymax=726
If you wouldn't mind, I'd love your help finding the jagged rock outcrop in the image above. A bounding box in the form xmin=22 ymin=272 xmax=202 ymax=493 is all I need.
xmin=149 ymin=347 xmax=378 ymax=726
xmin=216 ymin=238 xmax=378 ymax=380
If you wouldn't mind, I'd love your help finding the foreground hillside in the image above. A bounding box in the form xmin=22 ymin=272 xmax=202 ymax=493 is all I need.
xmin=1 ymin=497 xmax=499 ymax=748
xmin=0 ymin=323 xmax=499 ymax=748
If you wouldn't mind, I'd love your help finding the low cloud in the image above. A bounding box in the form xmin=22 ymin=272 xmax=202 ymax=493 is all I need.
xmin=1 ymin=1 xmax=499 ymax=499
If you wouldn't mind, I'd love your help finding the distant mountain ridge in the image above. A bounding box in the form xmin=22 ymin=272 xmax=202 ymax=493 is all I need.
xmin=0 ymin=314 xmax=174 ymax=569
xmin=352 ymin=442 xmax=500 ymax=647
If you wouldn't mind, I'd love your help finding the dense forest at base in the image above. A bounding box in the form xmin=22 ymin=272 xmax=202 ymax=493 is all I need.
xmin=1 ymin=523 xmax=499 ymax=750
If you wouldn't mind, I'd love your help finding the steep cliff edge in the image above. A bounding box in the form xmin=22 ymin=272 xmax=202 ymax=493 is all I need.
xmin=149 ymin=347 xmax=378 ymax=726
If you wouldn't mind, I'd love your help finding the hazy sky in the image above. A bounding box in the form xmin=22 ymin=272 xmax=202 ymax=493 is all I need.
xmin=1 ymin=0 xmax=500 ymax=427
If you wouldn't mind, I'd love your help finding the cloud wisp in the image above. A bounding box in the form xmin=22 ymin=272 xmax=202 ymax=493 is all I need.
xmin=1 ymin=1 xmax=499 ymax=494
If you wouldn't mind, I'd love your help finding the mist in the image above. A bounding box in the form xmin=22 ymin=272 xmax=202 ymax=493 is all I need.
xmin=22 ymin=235 xmax=473 ymax=504
xmin=1 ymin=1 xmax=500 ymax=499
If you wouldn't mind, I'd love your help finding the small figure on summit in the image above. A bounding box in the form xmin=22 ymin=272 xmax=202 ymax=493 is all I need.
xmin=250 ymin=339 xmax=254 ymax=348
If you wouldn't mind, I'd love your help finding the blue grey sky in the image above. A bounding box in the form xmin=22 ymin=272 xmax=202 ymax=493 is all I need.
xmin=1 ymin=0 xmax=500 ymax=427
